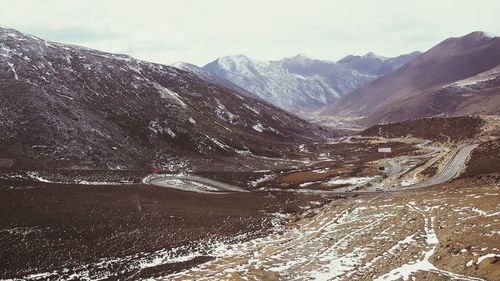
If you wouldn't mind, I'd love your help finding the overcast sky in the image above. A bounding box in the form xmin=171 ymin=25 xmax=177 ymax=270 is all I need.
xmin=1 ymin=0 xmax=499 ymax=65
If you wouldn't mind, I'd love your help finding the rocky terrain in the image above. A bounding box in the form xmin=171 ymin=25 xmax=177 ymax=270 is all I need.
xmin=0 ymin=27 xmax=328 ymax=171
xmin=1 ymin=113 xmax=499 ymax=280
xmin=322 ymin=31 xmax=500 ymax=126
xmin=175 ymin=52 xmax=419 ymax=113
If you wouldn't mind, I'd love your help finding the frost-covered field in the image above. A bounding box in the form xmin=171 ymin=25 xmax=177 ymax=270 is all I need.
xmin=162 ymin=183 xmax=499 ymax=281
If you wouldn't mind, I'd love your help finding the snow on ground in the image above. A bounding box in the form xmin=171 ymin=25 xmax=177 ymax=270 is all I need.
xmin=24 ymin=171 xmax=134 ymax=186
xmin=248 ymin=174 xmax=274 ymax=188
xmin=15 ymin=183 xmax=498 ymax=280
xmin=299 ymin=181 xmax=322 ymax=188
xmin=215 ymin=98 xmax=238 ymax=124
xmin=148 ymin=120 xmax=176 ymax=136
xmin=154 ymin=83 xmax=186 ymax=108
xmin=251 ymin=123 xmax=280 ymax=135
xmin=157 ymin=185 xmax=499 ymax=280
xmin=312 ymin=168 xmax=329 ymax=173
xmin=298 ymin=144 xmax=308 ymax=153
xmin=166 ymin=128 xmax=176 ymax=138
xmin=251 ymin=123 xmax=264 ymax=133
xmin=374 ymin=204 xmax=486 ymax=281
xmin=204 ymin=135 xmax=231 ymax=151
xmin=326 ymin=176 xmax=376 ymax=186
xmin=153 ymin=179 xmax=220 ymax=194
xmin=401 ymin=173 xmax=420 ymax=186
xmin=243 ymin=104 xmax=260 ymax=114
xmin=7 ymin=62 xmax=18 ymax=79
xmin=27 ymin=171 xmax=52 ymax=183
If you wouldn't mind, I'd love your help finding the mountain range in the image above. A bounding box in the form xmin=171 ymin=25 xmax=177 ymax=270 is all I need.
xmin=323 ymin=31 xmax=500 ymax=126
xmin=173 ymin=52 xmax=420 ymax=112
xmin=1 ymin=27 xmax=498 ymax=172
xmin=0 ymin=27 xmax=326 ymax=170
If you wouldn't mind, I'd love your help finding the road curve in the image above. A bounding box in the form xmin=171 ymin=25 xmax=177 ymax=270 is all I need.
xmin=147 ymin=175 xmax=248 ymax=193
xmin=145 ymin=144 xmax=478 ymax=195
xmin=402 ymin=143 xmax=478 ymax=190
xmin=295 ymin=143 xmax=479 ymax=195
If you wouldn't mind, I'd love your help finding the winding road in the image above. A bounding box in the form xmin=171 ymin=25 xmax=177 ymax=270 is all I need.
xmin=147 ymin=174 xmax=247 ymax=193
xmin=295 ymin=143 xmax=479 ymax=195
xmin=147 ymin=143 xmax=479 ymax=195
xmin=402 ymin=143 xmax=478 ymax=190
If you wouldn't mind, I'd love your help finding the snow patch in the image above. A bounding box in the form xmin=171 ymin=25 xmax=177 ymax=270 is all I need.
xmin=326 ymin=176 xmax=375 ymax=186
xmin=7 ymin=62 xmax=18 ymax=80
xmin=249 ymin=174 xmax=274 ymax=188
xmin=252 ymin=123 xmax=264 ymax=132
xmin=154 ymin=83 xmax=186 ymax=108
xmin=243 ymin=104 xmax=260 ymax=114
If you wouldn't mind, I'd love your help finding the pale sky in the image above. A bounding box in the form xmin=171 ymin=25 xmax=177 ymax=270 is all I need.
xmin=1 ymin=0 xmax=499 ymax=66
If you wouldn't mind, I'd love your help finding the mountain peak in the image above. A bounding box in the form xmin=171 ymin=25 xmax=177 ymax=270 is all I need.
xmin=280 ymin=53 xmax=315 ymax=64
xmin=364 ymin=52 xmax=386 ymax=59
xmin=213 ymin=54 xmax=259 ymax=68
xmin=219 ymin=54 xmax=252 ymax=62
xmin=463 ymin=31 xmax=497 ymax=39
xmin=293 ymin=53 xmax=310 ymax=59
xmin=171 ymin=62 xmax=200 ymax=69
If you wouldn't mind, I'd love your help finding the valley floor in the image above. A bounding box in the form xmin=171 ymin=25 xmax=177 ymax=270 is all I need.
xmin=1 ymin=118 xmax=499 ymax=280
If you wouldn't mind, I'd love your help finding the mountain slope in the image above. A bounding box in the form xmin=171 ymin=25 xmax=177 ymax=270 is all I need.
xmin=323 ymin=31 xmax=500 ymax=125
xmin=196 ymin=52 xmax=419 ymax=113
xmin=0 ymin=27 xmax=326 ymax=170
xmin=170 ymin=62 xmax=258 ymax=99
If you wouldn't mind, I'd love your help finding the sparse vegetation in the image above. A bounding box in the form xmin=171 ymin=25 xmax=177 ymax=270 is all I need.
xmin=361 ymin=116 xmax=485 ymax=143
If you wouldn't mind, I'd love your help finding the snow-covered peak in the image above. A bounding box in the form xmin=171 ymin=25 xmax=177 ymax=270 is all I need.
xmin=171 ymin=62 xmax=202 ymax=72
xmin=291 ymin=53 xmax=311 ymax=60
xmin=203 ymin=54 xmax=262 ymax=79
xmin=458 ymin=31 xmax=498 ymax=41
xmin=278 ymin=53 xmax=317 ymax=65
xmin=200 ymin=51 xmax=420 ymax=112
xmin=363 ymin=52 xmax=386 ymax=60
xmin=216 ymin=54 xmax=259 ymax=68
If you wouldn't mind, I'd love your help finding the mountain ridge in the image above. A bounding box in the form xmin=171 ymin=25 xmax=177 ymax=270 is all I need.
xmin=0 ymin=27 xmax=327 ymax=170
xmin=173 ymin=51 xmax=420 ymax=112
xmin=321 ymin=31 xmax=500 ymax=125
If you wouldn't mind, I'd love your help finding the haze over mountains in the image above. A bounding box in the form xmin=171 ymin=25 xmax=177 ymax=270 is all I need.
xmin=174 ymin=52 xmax=420 ymax=112
xmin=323 ymin=31 xmax=500 ymax=125
xmin=0 ymin=27 xmax=325 ymax=170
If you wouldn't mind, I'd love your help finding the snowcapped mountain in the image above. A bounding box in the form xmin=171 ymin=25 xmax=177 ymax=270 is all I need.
xmin=171 ymin=62 xmax=258 ymax=99
xmin=0 ymin=27 xmax=327 ymax=170
xmin=176 ymin=52 xmax=420 ymax=113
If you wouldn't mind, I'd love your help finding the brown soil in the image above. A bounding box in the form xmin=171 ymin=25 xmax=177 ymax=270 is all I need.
xmin=271 ymin=140 xmax=414 ymax=189
xmin=0 ymin=180 xmax=329 ymax=279
xmin=170 ymin=179 xmax=500 ymax=281
xmin=464 ymin=139 xmax=500 ymax=176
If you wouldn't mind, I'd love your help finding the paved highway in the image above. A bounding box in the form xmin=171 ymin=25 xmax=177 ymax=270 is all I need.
xmin=147 ymin=174 xmax=247 ymax=193
xmin=147 ymin=143 xmax=478 ymax=195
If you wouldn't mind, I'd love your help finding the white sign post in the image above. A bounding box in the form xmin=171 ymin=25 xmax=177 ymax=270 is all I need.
xmin=378 ymin=147 xmax=392 ymax=167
